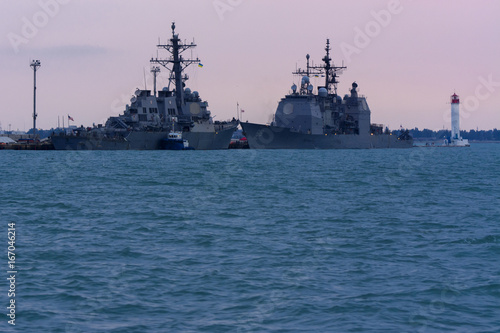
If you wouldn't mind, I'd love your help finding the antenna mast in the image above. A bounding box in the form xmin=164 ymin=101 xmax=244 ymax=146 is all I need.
xmin=296 ymin=39 xmax=347 ymax=95
xmin=150 ymin=22 xmax=200 ymax=108
xmin=151 ymin=66 xmax=161 ymax=97
xmin=293 ymin=54 xmax=323 ymax=79
xmin=312 ymin=39 xmax=347 ymax=95
xmin=30 ymin=60 xmax=41 ymax=140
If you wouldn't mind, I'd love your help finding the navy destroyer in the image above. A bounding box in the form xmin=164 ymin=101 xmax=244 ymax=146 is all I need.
xmin=241 ymin=40 xmax=413 ymax=149
xmin=52 ymin=23 xmax=238 ymax=150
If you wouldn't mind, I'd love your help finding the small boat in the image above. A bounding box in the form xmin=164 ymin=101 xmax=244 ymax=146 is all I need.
xmin=160 ymin=132 xmax=194 ymax=150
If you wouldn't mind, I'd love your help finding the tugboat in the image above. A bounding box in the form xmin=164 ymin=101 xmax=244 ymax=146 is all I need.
xmin=160 ymin=117 xmax=194 ymax=150
xmin=160 ymin=132 xmax=193 ymax=150
xmin=241 ymin=40 xmax=413 ymax=149
xmin=51 ymin=23 xmax=238 ymax=150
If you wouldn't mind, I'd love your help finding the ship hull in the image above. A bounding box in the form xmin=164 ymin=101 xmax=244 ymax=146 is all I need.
xmin=183 ymin=127 xmax=236 ymax=150
xmin=51 ymin=127 xmax=236 ymax=150
xmin=241 ymin=122 xmax=413 ymax=149
xmin=51 ymin=132 xmax=166 ymax=150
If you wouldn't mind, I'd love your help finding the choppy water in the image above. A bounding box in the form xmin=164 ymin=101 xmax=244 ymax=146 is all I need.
xmin=2 ymin=144 xmax=500 ymax=332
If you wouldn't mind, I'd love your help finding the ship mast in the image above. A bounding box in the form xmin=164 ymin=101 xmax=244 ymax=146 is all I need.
xmin=293 ymin=54 xmax=323 ymax=94
xmin=151 ymin=22 xmax=200 ymax=108
xmin=308 ymin=39 xmax=347 ymax=95
xmin=293 ymin=54 xmax=321 ymax=77
xmin=151 ymin=66 xmax=160 ymax=97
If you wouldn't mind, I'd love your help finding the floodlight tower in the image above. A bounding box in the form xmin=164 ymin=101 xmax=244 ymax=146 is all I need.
xmin=30 ymin=60 xmax=41 ymax=140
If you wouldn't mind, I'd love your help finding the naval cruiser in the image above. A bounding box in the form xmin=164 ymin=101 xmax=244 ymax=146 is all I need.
xmin=241 ymin=40 xmax=413 ymax=149
xmin=52 ymin=23 xmax=238 ymax=150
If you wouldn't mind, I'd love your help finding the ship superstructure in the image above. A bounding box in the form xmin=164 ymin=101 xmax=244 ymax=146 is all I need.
xmin=241 ymin=40 xmax=412 ymax=149
xmin=52 ymin=23 xmax=237 ymax=150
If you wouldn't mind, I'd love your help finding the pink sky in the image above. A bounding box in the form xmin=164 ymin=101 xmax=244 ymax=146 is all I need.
xmin=2 ymin=0 xmax=500 ymax=132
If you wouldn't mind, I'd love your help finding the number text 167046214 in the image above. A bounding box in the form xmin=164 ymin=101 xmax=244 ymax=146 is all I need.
xmin=7 ymin=222 xmax=16 ymax=326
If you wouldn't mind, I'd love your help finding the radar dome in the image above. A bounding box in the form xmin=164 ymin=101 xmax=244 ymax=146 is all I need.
xmin=291 ymin=84 xmax=297 ymax=93
xmin=193 ymin=91 xmax=199 ymax=98
xmin=318 ymin=87 xmax=328 ymax=97
xmin=301 ymin=76 xmax=310 ymax=85
xmin=135 ymin=89 xmax=141 ymax=97
xmin=184 ymin=88 xmax=191 ymax=94
xmin=162 ymin=87 xmax=168 ymax=91
xmin=307 ymin=84 xmax=313 ymax=92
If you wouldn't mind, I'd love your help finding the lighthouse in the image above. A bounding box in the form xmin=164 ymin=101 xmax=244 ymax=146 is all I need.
xmin=449 ymin=93 xmax=470 ymax=147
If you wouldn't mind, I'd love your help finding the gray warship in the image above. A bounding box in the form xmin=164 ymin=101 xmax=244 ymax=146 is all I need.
xmin=241 ymin=40 xmax=413 ymax=149
xmin=52 ymin=23 xmax=238 ymax=150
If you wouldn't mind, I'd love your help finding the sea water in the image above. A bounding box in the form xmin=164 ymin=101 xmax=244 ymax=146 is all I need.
xmin=2 ymin=144 xmax=499 ymax=332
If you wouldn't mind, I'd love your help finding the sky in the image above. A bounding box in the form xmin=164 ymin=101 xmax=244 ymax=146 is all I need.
xmin=1 ymin=0 xmax=500 ymax=132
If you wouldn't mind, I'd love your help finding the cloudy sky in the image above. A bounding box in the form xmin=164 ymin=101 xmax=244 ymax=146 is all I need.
xmin=1 ymin=0 xmax=499 ymax=132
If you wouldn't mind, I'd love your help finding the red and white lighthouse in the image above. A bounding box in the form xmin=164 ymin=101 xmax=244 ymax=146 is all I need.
xmin=449 ymin=92 xmax=470 ymax=146
xmin=451 ymin=93 xmax=460 ymax=140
